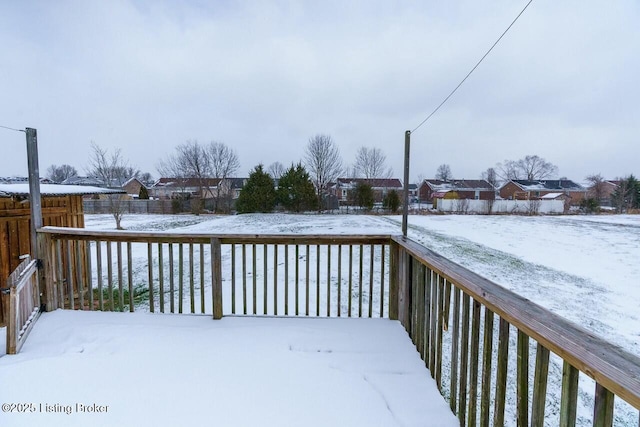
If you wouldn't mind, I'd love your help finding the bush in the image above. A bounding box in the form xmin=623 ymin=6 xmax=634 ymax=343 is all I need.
xmin=383 ymin=190 xmax=400 ymax=213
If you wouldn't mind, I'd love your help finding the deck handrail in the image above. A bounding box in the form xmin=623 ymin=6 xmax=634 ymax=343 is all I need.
xmin=37 ymin=226 xmax=394 ymax=245
xmin=391 ymin=235 xmax=640 ymax=411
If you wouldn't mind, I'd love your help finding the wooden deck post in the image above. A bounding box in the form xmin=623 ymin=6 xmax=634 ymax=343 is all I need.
xmin=211 ymin=238 xmax=223 ymax=319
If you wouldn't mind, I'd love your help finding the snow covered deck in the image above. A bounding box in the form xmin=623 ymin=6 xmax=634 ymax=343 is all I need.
xmin=0 ymin=310 xmax=457 ymax=427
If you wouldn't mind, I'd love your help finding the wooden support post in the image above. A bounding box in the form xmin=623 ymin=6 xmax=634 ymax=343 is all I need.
xmin=211 ymin=238 xmax=223 ymax=319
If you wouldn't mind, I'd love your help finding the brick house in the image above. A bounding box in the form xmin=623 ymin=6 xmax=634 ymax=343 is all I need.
xmin=121 ymin=177 xmax=146 ymax=198
xmin=499 ymin=180 xmax=586 ymax=204
xmin=332 ymin=178 xmax=403 ymax=205
xmin=418 ymin=179 xmax=495 ymax=203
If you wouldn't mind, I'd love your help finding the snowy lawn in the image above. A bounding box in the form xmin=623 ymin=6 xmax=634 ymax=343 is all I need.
xmin=2 ymin=212 xmax=638 ymax=426
xmin=0 ymin=310 xmax=457 ymax=427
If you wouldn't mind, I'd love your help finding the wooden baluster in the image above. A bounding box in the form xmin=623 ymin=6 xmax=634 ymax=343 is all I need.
xmin=493 ymin=317 xmax=510 ymax=426
xmin=468 ymin=300 xmax=481 ymax=427
xmin=480 ymin=309 xmax=494 ymax=427
xmin=127 ymin=242 xmax=133 ymax=312
xmin=593 ymin=383 xmax=614 ymax=427
xmin=459 ymin=293 xmax=471 ymax=427
xmin=559 ymin=361 xmax=579 ymax=427
xmin=158 ymin=243 xmax=164 ymax=313
xmin=147 ymin=243 xmax=154 ymax=313
xmin=517 ymin=330 xmax=530 ymax=427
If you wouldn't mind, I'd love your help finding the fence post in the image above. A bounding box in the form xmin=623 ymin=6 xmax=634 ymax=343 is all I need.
xmin=36 ymin=232 xmax=56 ymax=311
xmin=211 ymin=238 xmax=223 ymax=319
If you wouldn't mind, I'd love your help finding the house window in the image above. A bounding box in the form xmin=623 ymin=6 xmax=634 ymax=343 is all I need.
xmin=342 ymin=190 xmax=347 ymax=199
xmin=475 ymin=190 xmax=480 ymax=200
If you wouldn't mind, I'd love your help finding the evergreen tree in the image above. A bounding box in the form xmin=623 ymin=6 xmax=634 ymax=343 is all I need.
xmin=353 ymin=182 xmax=374 ymax=210
xmin=383 ymin=190 xmax=400 ymax=213
xmin=236 ymin=165 xmax=276 ymax=213
xmin=611 ymin=174 xmax=640 ymax=212
xmin=138 ymin=185 xmax=150 ymax=200
xmin=277 ymin=163 xmax=318 ymax=212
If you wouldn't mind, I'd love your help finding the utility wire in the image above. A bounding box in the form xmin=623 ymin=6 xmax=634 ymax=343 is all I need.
xmin=0 ymin=125 xmax=25 ymax=133
xmin=411 ymin=0 xmax=534 ymax=134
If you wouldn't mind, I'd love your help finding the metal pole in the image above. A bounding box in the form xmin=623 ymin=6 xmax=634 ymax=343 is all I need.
xmin=26 ymin=128 xmax=43 ymax=260
xmin=402 ymin=130 xmax=410 ymax=237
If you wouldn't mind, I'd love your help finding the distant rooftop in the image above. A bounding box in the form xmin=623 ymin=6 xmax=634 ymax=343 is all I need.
xmin=0 ymin=184 xmax=125 ymax=198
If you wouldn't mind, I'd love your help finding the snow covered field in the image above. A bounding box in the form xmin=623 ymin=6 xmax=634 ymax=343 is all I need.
xmin=1 ymin=212 xmax=638 ymax=426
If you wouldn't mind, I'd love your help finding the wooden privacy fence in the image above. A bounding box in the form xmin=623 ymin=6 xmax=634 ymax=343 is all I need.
xmin=390 ymin=236 xmax=640 ymax=427
xmin=2 ymin=256 xmax=40 ymax=354
xmin=36 ymin=227 xmax=391 ymax=320
xmin=0 ymin=195 xmax=85 ymax=325
xmin=33 ymin=226 xmax=640 ymax=426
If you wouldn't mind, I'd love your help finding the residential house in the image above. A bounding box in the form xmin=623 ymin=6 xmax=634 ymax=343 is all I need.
xmin=499 ymin=179 xmax=586 ymax=205
xmin=587 ymin=180 xmax=619 ymax=207
xmin=418 ymin=179 xmax=495 ymax=203
xmin=149 ymin=177 xmax=222 ymax=200
xmin=332 ymin=178 xmax=403 ymax=205
xmin=121 ymin=177 xmax=146 ymax=199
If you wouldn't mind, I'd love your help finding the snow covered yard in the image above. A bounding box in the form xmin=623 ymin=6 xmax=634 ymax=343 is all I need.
xmin=0 ymin=310 xmax=457 ymax=427
xmin=2 ymin=212 xmax=638 ymax=426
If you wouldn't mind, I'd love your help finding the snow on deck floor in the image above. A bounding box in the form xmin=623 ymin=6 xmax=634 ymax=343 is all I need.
xmin=0 ymin=310 xmax=457 ymax=427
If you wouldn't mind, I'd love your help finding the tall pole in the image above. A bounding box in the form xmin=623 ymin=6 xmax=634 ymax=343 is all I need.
xmin=402 ymin=130 xmax=410 ymax=237
xmin=26 ymin=128 xmax=42 ymax=261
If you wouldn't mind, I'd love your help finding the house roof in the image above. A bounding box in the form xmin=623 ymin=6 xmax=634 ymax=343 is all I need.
xmin=540 ymin=192 xmax=565 ymax=199
xmin=0 ymin=184 xmax=125 ymax=198
xmin=336 ymin=178 xmax=403 ymax=188
xmin=61 ymin=176 xmax=105 ymax=186
xmin=422 ymin=179 xmax=493 ymax=191
xmin=508 ymin=180 xmax=584 ymax=191
xmin=153 ymin=177 xmax=222 ymax=188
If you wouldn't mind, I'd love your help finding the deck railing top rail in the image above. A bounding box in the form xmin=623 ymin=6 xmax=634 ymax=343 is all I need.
xmin=38 ymin=226 xmax=395 ymax=245
xmin=391 ymin=235 xmax=640 ymax=411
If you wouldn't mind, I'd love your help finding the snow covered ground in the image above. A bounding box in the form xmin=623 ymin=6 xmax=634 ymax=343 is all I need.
xmin=1 ymin=212 xmax=639 ymax=426
xmin=0 ymin=310 xmax=457 ymax=427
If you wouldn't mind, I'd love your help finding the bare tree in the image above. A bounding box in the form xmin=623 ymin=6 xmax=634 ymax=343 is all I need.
xmin=497 ymin=155 xmax=558 ymax=181
xmin=304 ymin=134 xmax=343 ymax=211
xmin=46 ymin=164 xmax=77 ymax=183
xmin=585 ymin=173 xmax=606 ymax=202
xmin=353 ymin=147 xmax=392 ymax=179
xmin=495 ymin=160 xmax=519 ymax=181
xmin=207 ymin=141 xmax=240 ymax=212
xmin=87 ymin=143 xmax=132 ymax=229
xmin=517 ymin=155 xmax=558 ymax=180
xmin=481 ymin=167 xmax=498 ymax=189
xmin=435 ymin=164 xmax=452 ymax=181
xmin=156 ymin=150 xmax=192 ymax=198
xmin=267 ymin=161 xmax=285 ymax=180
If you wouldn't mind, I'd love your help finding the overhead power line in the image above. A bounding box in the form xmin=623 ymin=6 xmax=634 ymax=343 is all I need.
xmin=0 ymin=125 xmax=25 ymax=133
xmin=411 ymin=0 xmax=534 ymax=134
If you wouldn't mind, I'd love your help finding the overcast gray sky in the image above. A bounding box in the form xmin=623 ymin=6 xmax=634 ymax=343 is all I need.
xmin=1 ymin=0 xmax=638 ymax=183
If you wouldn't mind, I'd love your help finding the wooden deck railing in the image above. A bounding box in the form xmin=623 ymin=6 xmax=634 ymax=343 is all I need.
xmin=34 ymin=227 xmax=640 ymax=426
xmin=390 ymin=236 xmax=640 ymax=427
xmin=2 ymin=256 xmax=40 ymax=354
xmin=37 ymin=227 xmax=390 ymax=319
